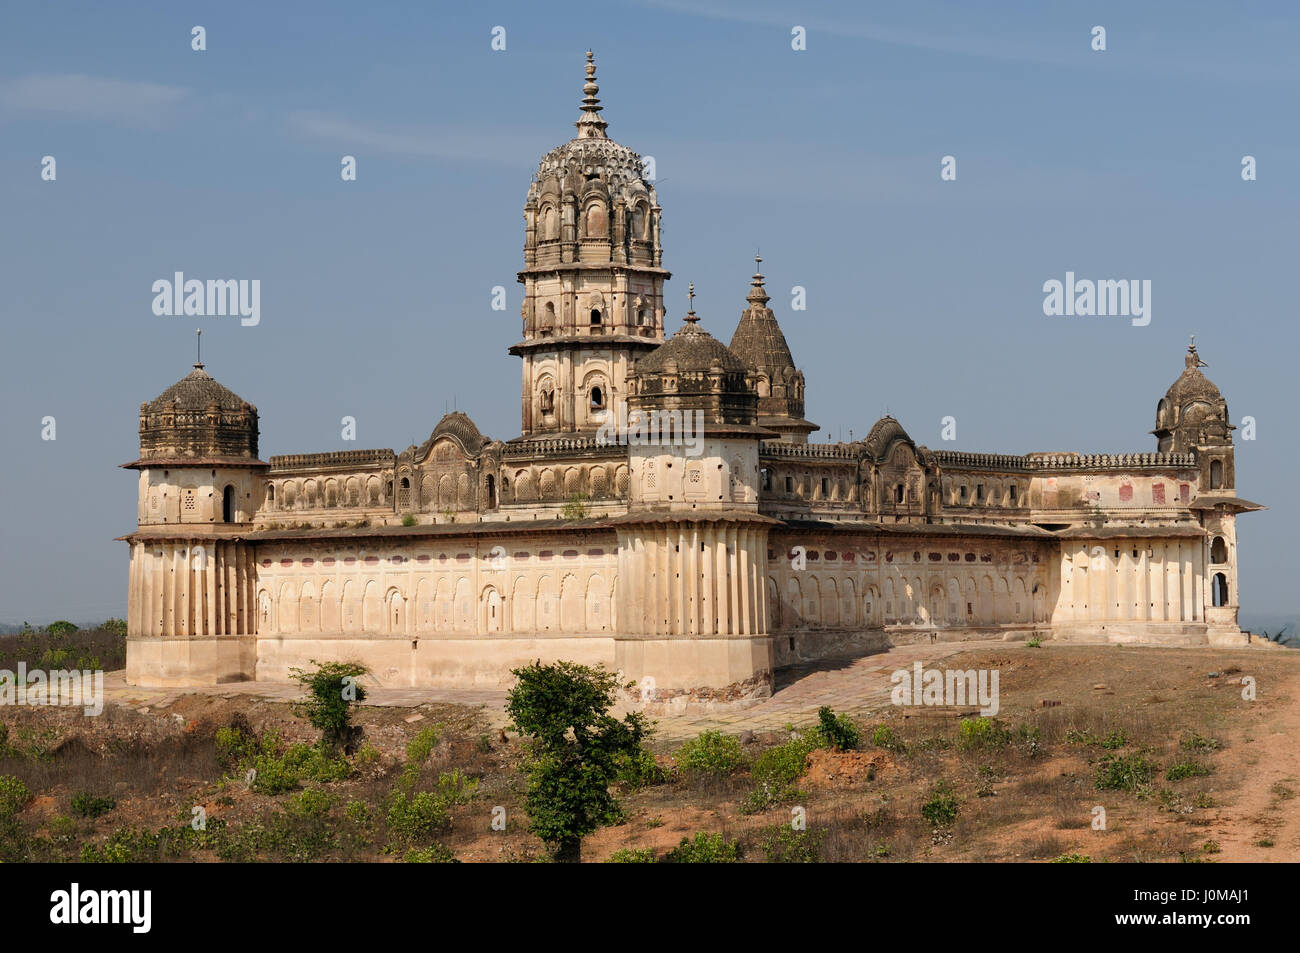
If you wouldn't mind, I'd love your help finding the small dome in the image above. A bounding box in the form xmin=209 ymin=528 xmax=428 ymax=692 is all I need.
xmin=1153 ymin=342 xmax=1231 ymax=453
xmin=137 ymin=362 xmax=259 ymax=462
xmin=636 ymin=318 xmax=748 ymax=377
xmin=431 ymin=411 xmax=487 ymax=455
xmin=146 ymin=363 xmax=252 ymax=413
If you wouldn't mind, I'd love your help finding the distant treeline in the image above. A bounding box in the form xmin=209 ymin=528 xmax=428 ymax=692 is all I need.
xmin=0 ymin=620 xmax=127 ymax=672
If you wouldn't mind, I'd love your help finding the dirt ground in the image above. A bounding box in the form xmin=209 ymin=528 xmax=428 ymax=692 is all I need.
xmin=1 ymin=641 xmax=1295 ymax=862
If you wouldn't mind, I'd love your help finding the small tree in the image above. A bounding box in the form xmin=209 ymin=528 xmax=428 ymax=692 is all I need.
xmin=290 ymin=661 xmax=368 ymax=754
xmin=506 ymin=661 xmax=646 ymax=863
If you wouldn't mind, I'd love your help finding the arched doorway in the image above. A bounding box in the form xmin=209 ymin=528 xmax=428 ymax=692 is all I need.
xmin=1212 ymin=573 xmax=1229 ymax=607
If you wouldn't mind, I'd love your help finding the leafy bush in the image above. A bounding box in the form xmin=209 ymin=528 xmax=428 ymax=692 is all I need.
xmin=506 ymin=661 xmax=646 ymax=863
xmin=1166 ymin=760 xmax=1213 ymax=781
xmin=1180 ymin=733 xmax=1221 ymax=752
xmin=404 ymin=844 xmax=458 ymax=863
xmin=1025 ymin=637 xmax=1042 ymax=648
xmin=1095 ymin=752 xmax=1157 ymax=794
xmin=871 ymin=724 xmax=906 ymax=753
xmin=815 ymin=707 xmax=860 ymax=751
xmin=666 ymin=831 xmax=741 ymax=863
xmin=401 ymin=514 xmax=418 ymax=527
xmin=674 ymin=730 xmax=747 ymax=780
xmin=385 ymin=771 xmax=477 ymax=848
xmin=70 ymin=792 xmax=116 ymax=819
xmin=606 ymin=847 xmax=657 ymax=863
xmin=958 ymin=717 xmax=1012 ymax=751
xmin=1052 ymin=853 xmax=1093 ymax=863
xmin=615 ymin=746 xmax=667 ymax=789
xmin=290 ymin=661 xmax=369 ymax=753
xmin=921 ymin=782 xmax=959 ymax=827
xmin=235 ymin=730 xmax=353 ymax=795
xmin=759 ymin=825 xmax=824 ymax=863
xmin=0 ymin=775 xmax=31 ymax=818
xmin=742 ymin=734 xmax=818 ymax=813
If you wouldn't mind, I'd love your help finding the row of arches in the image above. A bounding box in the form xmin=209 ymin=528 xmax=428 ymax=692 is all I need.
xmin=257 ymin=572 xmax=616 ymax=636
xmin=769 ymin=572 xmax=1047 ymax=630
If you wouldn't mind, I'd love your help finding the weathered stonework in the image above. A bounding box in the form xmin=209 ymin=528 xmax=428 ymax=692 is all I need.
xmin=121 ymin=53 xmax=1264 ymax=699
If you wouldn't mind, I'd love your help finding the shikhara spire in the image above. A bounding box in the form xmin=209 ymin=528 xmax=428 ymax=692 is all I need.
xmin=575 ymin=50 xmax=608 ymax=138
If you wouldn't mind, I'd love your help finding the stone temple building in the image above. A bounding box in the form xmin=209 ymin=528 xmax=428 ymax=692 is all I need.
xmin=121 ymin=53 xmax=1263 ymax=699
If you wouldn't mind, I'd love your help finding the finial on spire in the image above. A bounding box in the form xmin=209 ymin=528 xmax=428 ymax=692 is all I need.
xmin=575 ymin=50 xmax=608 ymax=138
xmin=685 ymin=282 xmax=699 ymax=323
xmin=1186 ymin=334 xmax=1208 ymax=369
xmin=746 ymin=254 xmax=770 ymax=307
xmin=194 ymin=328 xmax=204 ymax=369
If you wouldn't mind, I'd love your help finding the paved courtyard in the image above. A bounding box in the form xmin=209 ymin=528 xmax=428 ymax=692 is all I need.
xmin=103 ymin=640 xmax=997 ymax=742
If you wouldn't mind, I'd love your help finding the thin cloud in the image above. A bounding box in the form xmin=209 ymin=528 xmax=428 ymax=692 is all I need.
xmin=0 ymin=73 xmax=188 ymax=125
xmin=287 ymin=110 xmax=552 ymax=167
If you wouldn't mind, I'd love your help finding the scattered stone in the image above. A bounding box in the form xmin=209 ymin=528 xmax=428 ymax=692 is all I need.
xmin=171 ymin=713 xmax=186 ymax=726
xmin=739 ymin=730 xmax=756 ymax=745
xmin=1092 ymin=684 xmax=1107 ymax=691
xmin=1206 ymin=672 xmax=1221 ymax=678
xmin=403 ymin=713 xmax=425 ymax=724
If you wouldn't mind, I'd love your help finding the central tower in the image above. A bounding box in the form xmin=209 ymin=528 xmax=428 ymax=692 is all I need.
xmin=513 ymin=52 xmax=669 ymax=437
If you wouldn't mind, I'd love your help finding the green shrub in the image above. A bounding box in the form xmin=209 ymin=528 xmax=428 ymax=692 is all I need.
xmin=958 ymin=717 xmax=1012 ymax=751
xmin=385 ymin=771 xmax=477 ymax=848
xmin=1052 ymin=853 xmax=1093 ymax=863
xmin=1095 ymin=752 xmax=1157 ymax=793
xmin=921 ymin=782 xmax=959 ymax=827
xmin=615 ymin=746 xmax=667 ymax=789
xmin=815 ymin=707 xmax=860 ymax=751
xmin=1025 ymin=637 xmax=1042 ymax=648
xmin=871 ymin=724 xmax=906 ymax=752
xmin=404 ymin=844 xmax=458 ymax=863
xmin=289 ymin=660 xmax=369 ymax=753
xmin=1181 ymin=733 xmax=1221 ymax=752
xmin=70 ymin=792 xmax=116 ymax=819
xmin=0 ymin=775 xmax=31 ymax=819
xmin=505 ymin=660 xmax=646 ymax=863
xmin=1166 ymin=760 xmax=1213 ymax=781
xmin=674 ymin=731 xmax=747 ymax=780
xmin=759 ymin=825 xmax=824 ymax=863
xmin=606 ymin=847 xmax=658 ymax=863
xmin=666 ymin=831 xmax=740 ymax=863
xmin=401 ymin=514 xmax=418 ymax=527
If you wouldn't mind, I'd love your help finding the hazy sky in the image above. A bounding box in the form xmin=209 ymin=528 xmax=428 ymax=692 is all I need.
xmin=1 ymin=0 xmax=1297 ymax=623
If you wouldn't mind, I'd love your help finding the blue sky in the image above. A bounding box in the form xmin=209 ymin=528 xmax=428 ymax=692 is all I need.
xmin=1 ymin=0 xmax=1297 ymax=623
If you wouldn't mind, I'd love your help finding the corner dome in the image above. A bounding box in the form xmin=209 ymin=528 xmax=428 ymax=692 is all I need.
xmin=136 ymin=362 xmax=260 ymax=464
xmin=146 ymin=363 xmax=252 ymax=413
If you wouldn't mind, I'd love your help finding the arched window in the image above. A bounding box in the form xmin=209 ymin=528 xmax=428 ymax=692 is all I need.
xmin=1209 ymin=459 xmax=1223 ymax=489
xmin=637 ymin=308 xmax=648 ymax=326
xmin=486 ymin=475 xmax=497 ymax=509
xmin=590 ymin=308 xmax=602 ymax=325
xmin=589 ymin=386 xmax=604 ymax=411
xmin=541 ymin=302 xmax=555 ymax=331
xmin=1210 ymin=537 xmax=1228 ymax=564
xmin=222 ymin=485 xmax=236 ymax=523
xmin=267 ymin=484 xmax=275 ymax=504
xmin=1212 ymin=573 xmax=1229 ymax=607
xmin=539 ymin=388 xmax=554 ymax=415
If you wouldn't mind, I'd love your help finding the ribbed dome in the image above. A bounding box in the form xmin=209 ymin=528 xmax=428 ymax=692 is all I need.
xmin=431 ymin=411 xmax=487 ymax=455
xmin=1153 ymin=342 xmax=1231 ymax=453
xmin=147 ymin=364 xmax=251 ymax=413
xmin=636 ymin=319 xmax=747 ymax=377
xmin=136 ymin=363 xmax=259 ymax=463
xmin=532 ymin=51 xmax=650 ymax=196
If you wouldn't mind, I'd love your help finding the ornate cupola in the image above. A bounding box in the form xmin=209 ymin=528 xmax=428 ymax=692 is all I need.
xmin=629 ymin=284 xmax=762 ymax=432
xmin=513 ymin=51 xmax=670 ymax=438
xmin=136 ymin=359 xmax=260 ymax=464
xmin=727 ymin=257 xmax=818 ymax=443
xmin=125 ymin=337 xmax=266 ymax=527
xmin=1153 ymin=339 xmax=1235 ymax=490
